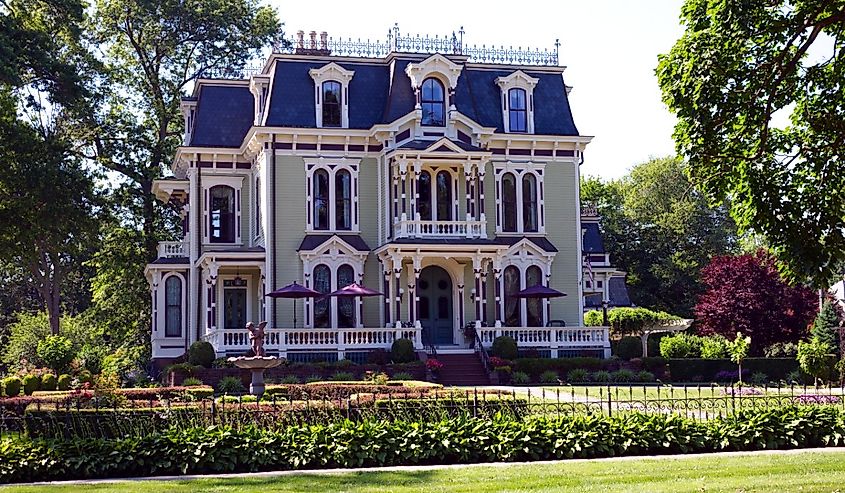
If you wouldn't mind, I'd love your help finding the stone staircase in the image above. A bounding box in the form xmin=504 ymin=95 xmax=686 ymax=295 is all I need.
xmin=434 ymin=352 xmax=490 ymax=386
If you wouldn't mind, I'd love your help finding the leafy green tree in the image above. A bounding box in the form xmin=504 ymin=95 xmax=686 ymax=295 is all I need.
xmin=36 ymin=335 xmax=75 ymax=372
xmin=797 ymin=337 xmax=832 ymax=385
xmin=812 ymin=299 xmax=841 ymax=355
xmin=582 ymin=156 xmax=738 ymax=316
xmin=657 ymin=0 xmax=845 ymax=286
xmin=727 ymin=332 xmax=751 ymax=384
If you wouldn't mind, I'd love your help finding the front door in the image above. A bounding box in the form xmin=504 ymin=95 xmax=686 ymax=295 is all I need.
xmin=223 ymin=288 xmax=247 ymax=330
xmin=418 ymin=266 xmax=453 ymax=345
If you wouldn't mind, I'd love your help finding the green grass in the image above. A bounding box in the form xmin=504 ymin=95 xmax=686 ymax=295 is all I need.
xmin=4 ymin=450 xmax=845 ymax=492
xmin=540 ymin=385 xmax=845 ymax=401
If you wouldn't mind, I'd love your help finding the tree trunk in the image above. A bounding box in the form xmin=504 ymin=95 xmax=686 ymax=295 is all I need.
xmin=30 ymin=249 xmax=62 ymax=334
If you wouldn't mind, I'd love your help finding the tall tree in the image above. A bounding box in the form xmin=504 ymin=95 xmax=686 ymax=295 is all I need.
xmin=90 ymin=0 xmax=283 ymax=259
xmin=657 ymin=0 xmax=845 ymax=286
xmin=695 ymin=252 xmax=818 ymax=354
xmin=582 ymin=156 xmax=738 ymax=316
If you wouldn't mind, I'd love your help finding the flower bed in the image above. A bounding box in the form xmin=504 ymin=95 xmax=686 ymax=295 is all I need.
xmin=166 ymin=362 xmax=426 ymax=387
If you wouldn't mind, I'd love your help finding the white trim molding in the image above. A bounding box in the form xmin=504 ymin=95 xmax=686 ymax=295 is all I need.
xmin=495 ymin=70 xmax=539 ymax=134
xmin=493 ymin=160 xmax=546 ymax=234
xmin=309 ymin=62 xmax=355 ymax=129
xmin=304 ymin=157 xmax=361 ymax=233
xmin=299 ymin=235 xmax=369 ymax=328
xmin=405 ymin=54 xmax=463 ymax=92
xmin=202 ymin=175 xmax=245 ymax=245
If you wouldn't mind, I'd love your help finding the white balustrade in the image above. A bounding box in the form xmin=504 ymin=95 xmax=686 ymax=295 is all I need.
xmin=394 ymin=219 xmax=486 ymax=239
xmin=478 ymin=326 xmax=610 ymax=351
xmin=157 ymin=240 xmax=188 ymax=258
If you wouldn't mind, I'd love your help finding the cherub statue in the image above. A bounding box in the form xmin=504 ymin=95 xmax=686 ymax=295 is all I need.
xmin=245 ymin=321 xmax=268 ymax=357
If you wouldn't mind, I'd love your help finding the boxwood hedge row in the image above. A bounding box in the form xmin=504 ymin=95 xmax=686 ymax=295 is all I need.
xmin=2 ymin=405 xmax=844 ymax=483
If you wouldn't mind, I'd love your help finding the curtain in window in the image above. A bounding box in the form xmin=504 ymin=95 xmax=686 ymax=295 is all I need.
xmin=337 ymin=264 xmax=355 ymax=327
xmin=522 ymin=174 xmax=538 ymax=232
xmin=335 ymin=170 xmax=352 ymax=230
xmin=313 ymin=264 xmax=331 ymax=328
xmin=436 ymin=171 xmax=452 ymax=221
xmin=526 ymin=266 xmax=543 ymax=327
xmin=313 ymin=169 xmax=329 ymax=230
xmin=504 ymin=266 xmax=521 ymax=327
xmin=164 ymin=276 xmax=182 ymax=337
xmin=502 ymin=173 xmax=517 ymax=232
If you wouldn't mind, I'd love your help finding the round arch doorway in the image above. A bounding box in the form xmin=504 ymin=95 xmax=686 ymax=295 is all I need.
xmin=418 ymin=265 xmax=454 ymax=346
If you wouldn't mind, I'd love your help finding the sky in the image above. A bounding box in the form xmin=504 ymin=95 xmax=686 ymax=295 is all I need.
xmin=270 ymin=0 xmax=687 ymax=179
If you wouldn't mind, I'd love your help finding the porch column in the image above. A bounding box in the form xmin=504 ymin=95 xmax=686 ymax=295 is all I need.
xmin=399 ymin=160 xmax=408 ymax=221
xmin=206 ymin=268 xmax=219 ymax=332
xmin=382 ymin=258 xmax=391 ymax=326
xmin=458 ymin=283 xmax=465 ymax=331
xmin=258 ymin=264 xmax=266 ymax=322
xmin=477 ymin=165 xmax=487 ymax=238
xmin=393 ymin=259 xmax=402 ymax=325
xmin=392 ymin=162 xmax=399 ymax=230
xmin=411 ymin=161 xmax=420 ymax=237
xmin=150 ymin=272 xmax=160 ymax=335
xmin=303 ymin=260 xmax=312 ymax=328
xmin=545 ymin=269 xmax=552 ymax=326
xmin=473 ymin=256 xmax=482 ymax=322
xmin=463 ymin=161 xmax=473 ymax=224
xmin=407 ymin=257 xmax=421 ymax=325
xmin=357 ymin=271 xmax=364 ymax=328
xmin=493 ymin=261 xmax=502 ymax=326
xmin=481 ymin=259 xmax=489 ymax=324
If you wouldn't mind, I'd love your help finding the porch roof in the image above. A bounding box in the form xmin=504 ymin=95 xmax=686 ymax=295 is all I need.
xmin=297 ymin=234 xmax=370 ymax=252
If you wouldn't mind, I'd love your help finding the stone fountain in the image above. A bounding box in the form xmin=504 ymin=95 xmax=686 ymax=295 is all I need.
xmin=227 ymin=321 xmax=283 ymax=398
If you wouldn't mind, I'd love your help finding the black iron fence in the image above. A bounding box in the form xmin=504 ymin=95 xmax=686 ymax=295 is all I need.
xmin=2 ymin=383 xmax=844 ymax=440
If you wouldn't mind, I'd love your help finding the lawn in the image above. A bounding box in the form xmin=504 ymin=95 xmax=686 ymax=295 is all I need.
xmin=539 ymin=385 xmax=845 ymax=402
xmin=5 ymin=450 xmax=845 ymax=492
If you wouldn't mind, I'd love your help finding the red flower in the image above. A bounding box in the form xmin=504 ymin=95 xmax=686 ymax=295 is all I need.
xmin=425 ymin=359 xmax=444 ymax=372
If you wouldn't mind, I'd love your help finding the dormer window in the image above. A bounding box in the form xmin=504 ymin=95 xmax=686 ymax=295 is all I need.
xmin=508 ymin=88 xmax=527 ymax=133
xmin=309 ymin=63 xmax=354 ymax=128
xmin=496 ymin=71 xmax=539 ymax=134
xmin=421 ymin=78 xmax=445 ymax=126
xmin=322 ymin=81 xmax=342 ymax=127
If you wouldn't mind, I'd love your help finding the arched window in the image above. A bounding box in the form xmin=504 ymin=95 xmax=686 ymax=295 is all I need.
xmin=337 ymin=264 xmax=355 ymax=327
xmin=322 ymin=81 xmax=342 ymax=127
xmin=313 ymin=264 xmax=331 ymax=328
xmin=421 ymin=78 xmax=445 ymax=126
xmin=313 ymin=169 xmax=329 ymax=230
xmin=255 ymin=177 xmax=261 ymax=235
xmin=508 ymin=88 xmax=527 ymax=132
xmin=435 ymin=171 xmax=452 ymax=220
xmin=417 ymin=171 xmax=432 ymax=220
xmin=502 ymin=173 xmax=517 ymax=232
xmin=504 ymin=266 xmax=521 ymax=327
xmin=164 ymin=276 xmax=182 ymax=337
xmin=522 ymin=174 xmax=538 ymax=232
xmin=526 ymin=266 xmax=543 ymax=327
xmin=209 ymin=185 xmax=235 ymax=243
xmin=335 ymin=169 xmax=352 ymax=230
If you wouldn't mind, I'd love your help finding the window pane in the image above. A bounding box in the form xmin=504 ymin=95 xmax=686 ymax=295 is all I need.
xmin=522 ymin=174 xmax=538 ymax=232
xmin=502 ymin=173 xmax=517 ymax=232
xmin=421 ymin=78 xmax=445 ymax=126
xmin=322 ymin=81 xmax=341 ymax=127
xmin=165 ymin=276 xmax=182 ymax=337
xmin=508 ymin=89 xmax=527 ymax=132
xmin=313 ymin=265 xmax=331 ymax=328
xmin=526 ymin=266 xmax=543 ymax=327
xmin=337 ymin=264 xmax=355 ymax=327
xmin=210 ymin=186 xmax=235 ymax=243
xmin=418 ymin=171 xmax=432 ymax=220
xmin=436 ymin=171 xmax=452 ymax=220
xmin=504 ymin=266 xmax=521 ymax=327
xmin=335 ymin=170 xmax=352 ymax=230
xmin=313 ymin=169 xmax=329 ymax=230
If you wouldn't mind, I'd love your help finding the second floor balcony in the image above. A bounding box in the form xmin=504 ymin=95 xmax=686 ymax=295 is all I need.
xmin=395 ymin=217 xmax=486 ymax=239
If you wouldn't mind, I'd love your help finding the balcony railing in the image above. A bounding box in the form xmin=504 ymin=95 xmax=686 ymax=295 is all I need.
xmin=395 ymin=219 xmax=486 ymax=239
xmin=157 ymin=240 xmax=188 ymax=258
xmin=204 ymin=326 xmax=423 ymax=359
xmin=478 ymin=326 xmax=611 ymax=358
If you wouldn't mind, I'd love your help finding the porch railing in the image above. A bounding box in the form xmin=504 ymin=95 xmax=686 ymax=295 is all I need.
xmin=204 ymin=326 xmax=424 ymax=359
xmin=394 ymin=219 xmax=486 ymax=239
xmin=478 ymin=326 xmax=611 ymax=358
xmin=156 ymin=240 xmax=188 ymax=258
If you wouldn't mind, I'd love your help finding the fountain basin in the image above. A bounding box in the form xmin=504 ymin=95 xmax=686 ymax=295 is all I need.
xmin=227 ymin=356 xmax=283 ymax=397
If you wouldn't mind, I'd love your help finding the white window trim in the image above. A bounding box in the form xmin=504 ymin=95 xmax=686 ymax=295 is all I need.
xmin=309 ymin=62 xmax=354 ymax=129
xmin=253 ymin=172 xmax=262 ymax=243
xmin=495 ymin=71 xmax=539 ymax=134
xmin=494 ymin=161 xmax=546 ymax=234
xmin=413 ymin=165 xmax=460 ymax=222
xmin=300 ymin=237 xmax=368 ymax=328
xmin=158 ymin=272 xmax=187 ymax=339
xmin=203 ymin=175 xmax=245 ymax=245
xmin=217 ymin=274 xmax=252 ymax=331
xmin=304 ymin=157 xmax=361 ymax=233
xmin=500 ymin=241 xmax=555 ymax=327
xmin=405 ymin=54 xmax=462 ymax=95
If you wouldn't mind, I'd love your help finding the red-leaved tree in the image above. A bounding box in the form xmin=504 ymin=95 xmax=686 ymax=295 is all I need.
xmin=695 ymin=252 xmax=817 ymax=354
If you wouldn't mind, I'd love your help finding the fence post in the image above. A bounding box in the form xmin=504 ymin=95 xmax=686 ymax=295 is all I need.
xmin=606 ymin=385 xmax=612 ymax=417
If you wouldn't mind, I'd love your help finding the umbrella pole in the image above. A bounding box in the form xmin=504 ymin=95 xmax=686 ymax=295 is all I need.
xmin=293 ymin=298 xmax=297 ymax=328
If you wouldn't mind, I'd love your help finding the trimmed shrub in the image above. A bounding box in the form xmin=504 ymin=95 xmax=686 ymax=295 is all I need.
xmin=566 ymin=368 xmax=589 ymax=382
xmin=40 ymin=374 xmax=57 ymax=391
xmin=666 ymin=358 xmax=810 ymax=382
xmin=611 ymin=369 xmax=636 ymax=383
xmin=181 ymin=377 xmax=204 ymax=387
xmin=216 ymin=376 xmax=246 ymax=395
xmin=280 ymin=375 xmax=301 ymax=384
xmin=635 ymin=370 xmax=655 ymax=382
xmin=659 ymin=333 xmax=702 ymax=359
xmin=36 ymin=335 xmax=75 ymax=373
xmin=511 ymin=371 xmax=530 ymax=384
xmin=491 ymin=336 xmax=518 ymax=360
xmin=616 ymin=336 xmax=642 ymax=360
xmin=57 ymin=374 xmax=72 ymax=391
xmin=2 ymin=377 xmax=22 ymax=397
xmin=22 ymin=375 xmax=40 ymax=395
xmin=331 ymin=372 xmax=355 ymax=381
xmin=640 ymin=357 xmax=667 ymax=372
xmin=391 ymin=372 xmax=413 ymax=381
xmin=187 ymin=341 xmax=216 ymax=368
xmin=590 ymin=370 xmax=611 ymax=383
xmin=539 ymin=370 xmax=559 ymax=384
xmin=513 ymin=357 xmax=609 ymax=377
xmin=700 ymin=336 xmax=729 ymax=359
xmin=390 ymin=338 xmax=415 ymax=363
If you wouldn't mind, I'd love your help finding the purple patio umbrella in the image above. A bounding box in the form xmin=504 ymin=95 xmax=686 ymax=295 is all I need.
xmin=328 ymin=283 xmax=384 ymax=328
xmin=265 ymin=282 xmax=322 ymax=328
xmin=514 ymin=284 xmax=566 ymax=327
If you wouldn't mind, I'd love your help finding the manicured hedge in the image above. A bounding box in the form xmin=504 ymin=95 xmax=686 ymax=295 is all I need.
xmin=667 ymin=358 xmax=806 ymax=382
xmin=512 ymin=357 xmax=613 ymax=377
xmin=2 ymin=406 xmax=844 ymax=483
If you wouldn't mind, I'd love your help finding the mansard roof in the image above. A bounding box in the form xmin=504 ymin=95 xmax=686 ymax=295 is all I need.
xmin=581 ymin=222 xmax=605 ymax=253
xmin=190 ymin=84 xmax=254 ymax=148
xmin=187 ymin=55 xmax=580 ymax=148
xmin=584 ymin=277 xmax=632 ymax=308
